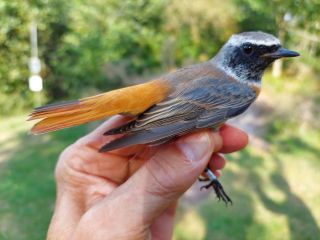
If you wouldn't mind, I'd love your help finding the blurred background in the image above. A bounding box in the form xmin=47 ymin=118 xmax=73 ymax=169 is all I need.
xmin=0 ymin=0 xmax=319 ymax=239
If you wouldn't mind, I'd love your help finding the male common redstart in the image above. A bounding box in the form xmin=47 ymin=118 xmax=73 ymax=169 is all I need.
xmin=29 ymin=31 xmax=299 ymax=204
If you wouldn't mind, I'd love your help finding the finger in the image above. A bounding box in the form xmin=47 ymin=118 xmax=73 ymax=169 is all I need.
xmin=208 ymin=153 xmax=226 ymax=171
xmin=127 ymin=146 xmax=158 ymax=175
xmin=219 ymin=124 xmax=249 ymax=153
xmin=78 ymin=115 xmax=151 ymax=157
xmin=112 ymin=130 xmax=222 ymax=226
xmin=70 ymin=144 xmax=157 ymax=182
xmin=57 ymin=116 xmax=154 ymax=184
xmin=59 ymin=137 xmax=157 ymax=185
xmin=89 ymin=115 xmax=133 ymax=138
xmin=56 ymin=142 xmax=130 ymax=185
xmin=77 ymin=115 xmax=132 ymax=150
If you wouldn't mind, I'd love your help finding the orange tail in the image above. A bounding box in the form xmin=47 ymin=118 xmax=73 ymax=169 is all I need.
xmin=29 ymin=80 xmax=169 ymax=134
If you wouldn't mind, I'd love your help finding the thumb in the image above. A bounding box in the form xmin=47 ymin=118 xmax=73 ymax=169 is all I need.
xmin=127 ymin=130 xmax=222 ymax=225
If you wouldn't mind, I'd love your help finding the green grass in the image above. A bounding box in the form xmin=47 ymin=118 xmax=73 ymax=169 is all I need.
xmin=0 ymin=74 xmax=319 ymax=239
xmin=0 ymin=115 xmax=89 ymax=240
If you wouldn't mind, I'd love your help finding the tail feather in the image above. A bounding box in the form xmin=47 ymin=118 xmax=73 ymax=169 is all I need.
xmin=28 ymin=100 xmax=85 ymax=120
xmin=29 ymin=80 xmax=169 ymax=135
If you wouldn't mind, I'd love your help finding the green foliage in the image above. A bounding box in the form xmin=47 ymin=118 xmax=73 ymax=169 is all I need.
xmin=1 ymin=1 xmax=320 ymax=238
xmin=0 ymin=0 xmax=319 ymax=116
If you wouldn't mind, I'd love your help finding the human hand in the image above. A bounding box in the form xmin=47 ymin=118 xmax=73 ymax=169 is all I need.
xmin=47 ymin=116 xmax=248 ymax=240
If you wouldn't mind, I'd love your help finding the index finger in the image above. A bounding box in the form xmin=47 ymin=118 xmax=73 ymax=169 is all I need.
xmin=218 ymin=124 xmax=249 ymax=153
xmin=76 ymin=115 xmax=132 ymax=149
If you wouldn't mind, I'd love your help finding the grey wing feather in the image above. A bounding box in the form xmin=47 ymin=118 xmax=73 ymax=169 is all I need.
xmin=100 ymin=121 xmax=196 ymax=152
xmin=100 ymin=77 xmax=256 ymax=152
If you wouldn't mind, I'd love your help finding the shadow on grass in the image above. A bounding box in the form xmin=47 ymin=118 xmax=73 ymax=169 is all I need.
xmin=253 ymin=154 xmax=320 ymax=240
xmin=181 ymin=149 xmax=264 ymax=240
xmin=0 ymin=125 xmax=87 ymax=240
xmin=277 ymin=136 xmax=320 ymax=158
xmin=195 ymin=147 xmax=320 ymax=240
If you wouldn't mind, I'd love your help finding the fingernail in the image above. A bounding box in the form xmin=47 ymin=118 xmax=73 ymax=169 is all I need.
xmin=177 ymin=132 xmax=212 ymax=162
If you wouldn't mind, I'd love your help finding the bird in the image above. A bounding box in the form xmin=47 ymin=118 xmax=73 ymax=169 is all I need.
xmin=29 ymin=31 xmax=299 ymax=204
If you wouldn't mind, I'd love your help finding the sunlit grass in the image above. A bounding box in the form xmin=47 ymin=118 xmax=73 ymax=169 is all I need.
xmin=0 ymin=114 xmax=88 ymax=240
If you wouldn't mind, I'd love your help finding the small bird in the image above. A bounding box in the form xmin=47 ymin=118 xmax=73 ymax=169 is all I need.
xmin=29 ymin=31 xmax=299 ymax=204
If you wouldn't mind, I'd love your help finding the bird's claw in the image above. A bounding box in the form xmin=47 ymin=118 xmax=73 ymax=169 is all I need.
xmin=199 ymin=167 xmax=232 ymax=206
xmin=200 ymin=179 xmax=233 ymax=205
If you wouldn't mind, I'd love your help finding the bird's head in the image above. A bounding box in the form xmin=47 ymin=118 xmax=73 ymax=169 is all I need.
xmin=214 ymin=31 xmax=299 ymax=86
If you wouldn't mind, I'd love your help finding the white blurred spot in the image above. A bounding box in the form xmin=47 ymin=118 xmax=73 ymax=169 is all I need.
xmin=28 ymin=75 xmax=43 ymax=92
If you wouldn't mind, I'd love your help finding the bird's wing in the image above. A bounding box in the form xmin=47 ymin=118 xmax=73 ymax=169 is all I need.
xmin=100 ymin=77 xmax=256 ymax=151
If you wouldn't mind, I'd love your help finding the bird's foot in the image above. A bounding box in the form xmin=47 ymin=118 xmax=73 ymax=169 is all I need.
xmin=200 ymin=178 xmax=232 ymax=205
xmin=199 ymin=167 xmax=232 ymax=206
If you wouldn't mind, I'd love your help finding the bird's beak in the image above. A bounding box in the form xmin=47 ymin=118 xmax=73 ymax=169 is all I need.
xmin=262 ymin=47 xmax=300 ymax=59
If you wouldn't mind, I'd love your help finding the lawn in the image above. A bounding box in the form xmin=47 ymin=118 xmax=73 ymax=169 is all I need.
xmin=0 ymin=76 xmax=319 ymax=240
xmin=0 ymin=115 xmax=89 ymax=240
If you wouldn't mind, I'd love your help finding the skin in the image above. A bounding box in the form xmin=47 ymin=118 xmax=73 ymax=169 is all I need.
xmin=47 ymin=116 xmax=248 ymax=240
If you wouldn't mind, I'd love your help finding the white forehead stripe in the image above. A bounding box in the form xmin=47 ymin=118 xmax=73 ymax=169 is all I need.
xmin=228 ymin=34 xmax=280 ymax=46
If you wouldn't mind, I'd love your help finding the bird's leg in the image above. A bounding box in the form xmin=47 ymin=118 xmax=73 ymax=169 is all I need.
xmin=198 ymin=178 xmax=209 ymax=182
xmin=198 ymin=176 xmax=209 ymax=182
xmin=199 ymin=167 xmax=233 ymax=205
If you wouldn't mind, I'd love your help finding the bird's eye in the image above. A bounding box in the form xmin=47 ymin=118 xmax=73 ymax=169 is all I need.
xmin=243 ymin=45 xmax=253 ymax=55
xmin=270 ymin=45 xmax=279 ymax=52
